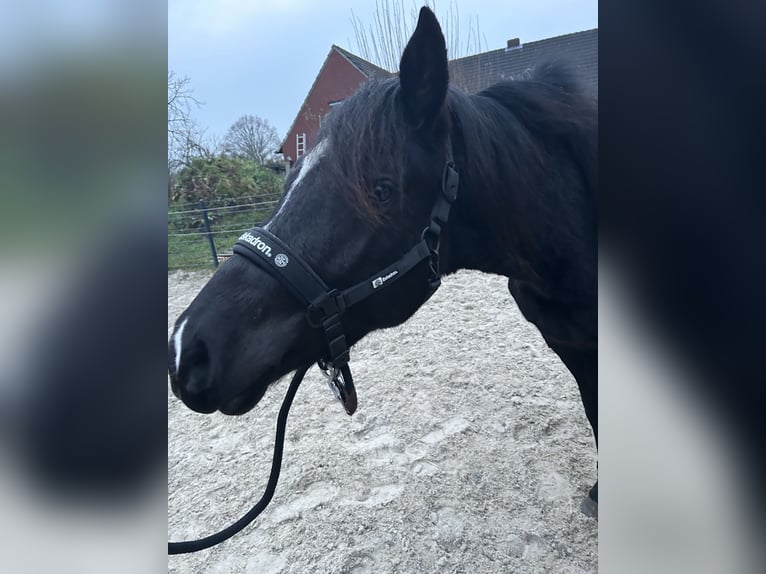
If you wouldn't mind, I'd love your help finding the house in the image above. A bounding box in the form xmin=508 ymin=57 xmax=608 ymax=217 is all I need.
xmin=278 ymin=45 xmax=392 ymax=169
xmin=279 ymin=29 xmax=597 ymax=169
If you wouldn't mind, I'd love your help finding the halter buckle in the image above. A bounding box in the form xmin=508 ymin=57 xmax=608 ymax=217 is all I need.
xmin=421 ymin=223 xmax=442 ymax=251
xmin=306 ymin=290 xmax=346 ymax=328
xmin=442 ymin=162 xmax=459 ymax=203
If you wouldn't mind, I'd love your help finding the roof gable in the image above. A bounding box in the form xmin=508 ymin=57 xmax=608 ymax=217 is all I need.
xmin=279 ymin=46 xmax=372 ymax=151
xmin=332 ymin=45 xmax=394 ymax=80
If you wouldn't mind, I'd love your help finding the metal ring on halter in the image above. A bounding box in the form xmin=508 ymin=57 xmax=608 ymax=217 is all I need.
xmin=317 ymin=359 xmax=338 ymax=380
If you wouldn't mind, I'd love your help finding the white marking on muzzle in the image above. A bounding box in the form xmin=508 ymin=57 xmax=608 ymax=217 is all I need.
xmin=266 ymin=139 xmax=328 ymax=229
xmin=173 ymin=317 xmax=188 ymax=374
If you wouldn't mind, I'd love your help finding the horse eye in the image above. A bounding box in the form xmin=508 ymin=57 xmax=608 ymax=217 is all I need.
xmin=372 ymin=181 xmax=394 ymax=204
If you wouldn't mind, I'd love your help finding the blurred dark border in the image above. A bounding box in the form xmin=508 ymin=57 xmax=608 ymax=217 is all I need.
xmin=0 ymin=2 xmax=167 ymax=571
xmin=3 ymin=0 xmax=765 ymax=570
xmin=601 ymin=0 xmax=765 ymax=571
xmin=601 ymin=0 xmax=765 ymax=473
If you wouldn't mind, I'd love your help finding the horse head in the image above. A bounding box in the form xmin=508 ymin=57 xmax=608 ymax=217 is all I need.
xmin=169 ymin=7 xmax=456 ymax=415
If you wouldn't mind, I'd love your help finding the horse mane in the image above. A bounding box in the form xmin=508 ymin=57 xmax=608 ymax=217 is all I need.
xmin=474 ymin=60 xmax=597 ymax=197
xmin=446 ymin=60 xmax=597 ymax=273
xmin=448 ymin=60 xmax=597 ymax=202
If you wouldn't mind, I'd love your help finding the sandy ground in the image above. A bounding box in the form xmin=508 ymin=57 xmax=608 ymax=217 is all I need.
xmin=168 ymin=269 xmax=597 ymax=573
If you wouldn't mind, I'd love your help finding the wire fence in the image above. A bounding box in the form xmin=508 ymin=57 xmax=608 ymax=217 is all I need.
xmin=168 ymin=195 xmax=281 ymax=270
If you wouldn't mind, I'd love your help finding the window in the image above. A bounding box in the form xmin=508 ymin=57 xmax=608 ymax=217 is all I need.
xmin=296 ymin=133 xmax=306 ymax=158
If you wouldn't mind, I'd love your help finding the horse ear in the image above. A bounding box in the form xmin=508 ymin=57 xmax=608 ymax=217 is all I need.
xmin=399 ymin=7 xmax=449 ymax=130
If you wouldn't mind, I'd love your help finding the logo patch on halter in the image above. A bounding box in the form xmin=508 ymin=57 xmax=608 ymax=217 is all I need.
xmin=274 ymin=253 xmax=289 ymax=267
xmin=238 ymin=232 xmax=273 ymax=257
xmin=372 ymin=270 xmax=398 ymax=289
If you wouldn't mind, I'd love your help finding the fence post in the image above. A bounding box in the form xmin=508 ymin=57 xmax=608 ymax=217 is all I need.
xmin=199 ymin=200 xmax=218 ymax=268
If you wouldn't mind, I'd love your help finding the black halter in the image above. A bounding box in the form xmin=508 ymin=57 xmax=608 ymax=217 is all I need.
xmin=168 ymin=152 xmax=458 ymax=555
xmin=231 ymin=155 xmax=459 ymax=415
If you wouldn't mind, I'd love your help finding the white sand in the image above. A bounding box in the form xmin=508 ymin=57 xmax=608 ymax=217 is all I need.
xmin=168 ymin=269 xmax=597 ymax=573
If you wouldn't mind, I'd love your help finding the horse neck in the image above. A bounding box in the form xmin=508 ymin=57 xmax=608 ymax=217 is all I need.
xmin=441 ymin=84 xmax=596 ymax=288
xmin=441 ymin=91 xmax=534 ymax=278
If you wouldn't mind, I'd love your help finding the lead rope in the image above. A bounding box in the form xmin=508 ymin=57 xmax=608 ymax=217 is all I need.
xmin=168 ymin=364 xmax=310 ymax=555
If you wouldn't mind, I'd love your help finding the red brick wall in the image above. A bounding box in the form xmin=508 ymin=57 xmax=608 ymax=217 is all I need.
xmin=282 ymin=49 xmax=368 ymax=165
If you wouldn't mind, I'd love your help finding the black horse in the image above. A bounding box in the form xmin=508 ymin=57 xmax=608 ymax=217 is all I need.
xmin=169 ymin=7 xmax=597 ymax=508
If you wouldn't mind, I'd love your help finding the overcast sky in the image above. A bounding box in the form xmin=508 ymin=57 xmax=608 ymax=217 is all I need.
xmin=168 ymin=0 xmax=597 ymax=145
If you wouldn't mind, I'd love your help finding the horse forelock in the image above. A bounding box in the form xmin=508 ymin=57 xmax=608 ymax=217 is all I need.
xmin=318 ymin=78 xmax=412 ymax=225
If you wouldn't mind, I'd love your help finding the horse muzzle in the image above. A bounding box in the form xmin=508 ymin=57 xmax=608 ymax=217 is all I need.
xmin=168 ymin=335 xmax=220 ymax=414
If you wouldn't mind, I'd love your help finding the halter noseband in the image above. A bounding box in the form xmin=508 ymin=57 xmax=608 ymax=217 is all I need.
xmin=169 ymin=148 xmax=458 ymax=555
xmin=231 ymin=152 xmax=459 ymax=415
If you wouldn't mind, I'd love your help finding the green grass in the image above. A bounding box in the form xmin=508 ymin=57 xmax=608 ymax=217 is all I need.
xmin=168 ymin=205 xmax=276 ymax=271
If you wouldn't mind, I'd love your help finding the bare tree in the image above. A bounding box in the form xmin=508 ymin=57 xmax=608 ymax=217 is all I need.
xmin=167 ymin=71 xmax=211 ymax=172
xmin=350 ymin=0 xmax=486 ymax=73
xmin=223 ymin=115 xmax=280 ymax=165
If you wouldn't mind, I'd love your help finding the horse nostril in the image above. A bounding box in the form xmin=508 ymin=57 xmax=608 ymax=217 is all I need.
xmin=185 ymin=355 xmax=212 ymax=395
xmin=182 ymin=369 xmax=220 ymax=414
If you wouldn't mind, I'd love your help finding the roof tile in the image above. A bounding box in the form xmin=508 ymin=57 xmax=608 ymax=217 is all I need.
xmin=448 ymin=29 xmax=598 ymax=96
